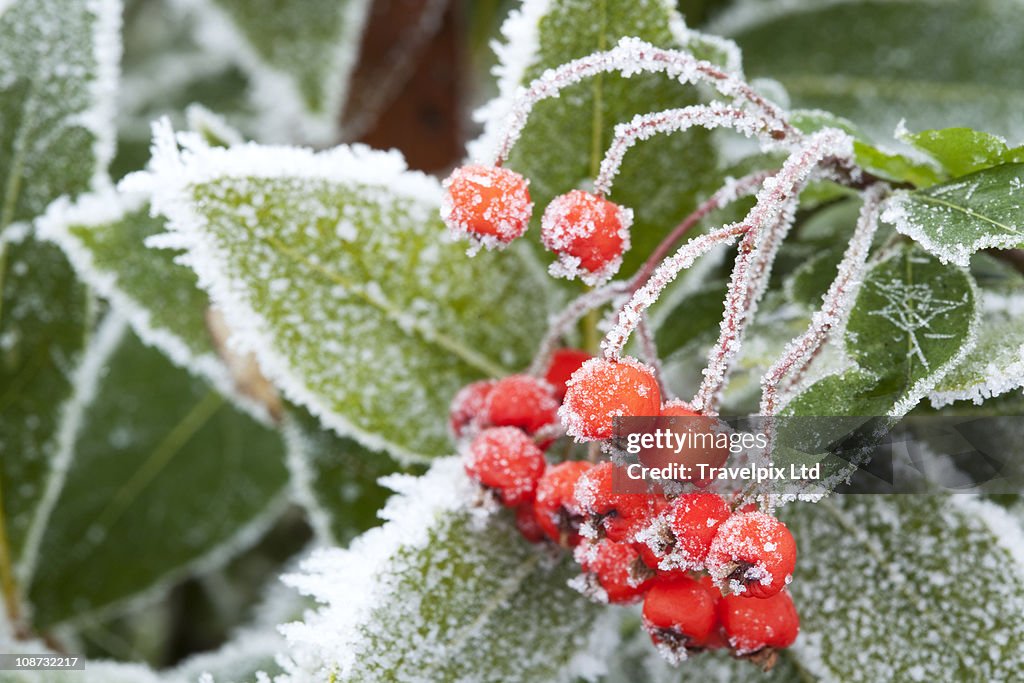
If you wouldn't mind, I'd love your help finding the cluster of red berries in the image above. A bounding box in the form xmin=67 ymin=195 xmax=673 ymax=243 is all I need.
xmin=453 ymin=354 xmax=799 ymax=668
xmin=441 ymin=164 xmax=633 ymax=284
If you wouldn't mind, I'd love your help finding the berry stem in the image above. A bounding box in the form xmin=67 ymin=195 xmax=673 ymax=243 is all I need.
xmin=636 ymin=314 xmax=668 ymax=397
xmin=489 ymin=37 xmax=797 ymax=165
xmin=692 ymin=129 xmax=855 ymax=414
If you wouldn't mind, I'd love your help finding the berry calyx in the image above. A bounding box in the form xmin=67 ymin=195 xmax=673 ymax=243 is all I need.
xmin=719 ymin=589 xmax=799 ymax=659
xmin=560 ymin=357 xmax=661 ymax=441
xmin=441 ymin=164 xmax=532 ymax=248
xmin=541 ymin=190 xmax=633 ymax=284
xmin=642 ymin=575 xmax=720 ymax=660
xmin=666 ymin=493 xmax=731 ymax=570
xmin=514 ymin=501 xmax=546 ymax=544
xmin=706 ymin=512 xmax=797 ymax=599
xmin=544 ymin=348 xmax=592 ymax=401
xmin=482 ymin=374 xmax=559 ymax=434
xmin=449 ymin=380 xmax=495 ymax=439
xmin=574 ymin=539 xmax=654 ymax=604
xmin=575 ymin=461 xmax=666 ymax=543
xmin=463 ymin=427 xmax=546 ymax=507
xmin=534 ymin=460 xmax=592 ymax=547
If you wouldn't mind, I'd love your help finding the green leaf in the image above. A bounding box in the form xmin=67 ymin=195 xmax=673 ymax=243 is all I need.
xmin=283 ymin=406 xmax=406 ymax=545
xmin=0 ymin=0 xmax=120 ymax=232
xmin=782 ymin=495 xmax=1024 ymax=680
xmin=903 ymin=127 xmax=1024 ymax=178
xmin=931 ymin=255 xmax=1024 ymax=407
xmin=0 ymin=234 xmax=89 ymax=620
xmin=280 ymin=459 xmax=606 ymax=683
xmin=189 ymin=0 xmax=372 ymax=141
xmin=881 ymin=163 xmax=1024 ymax=267
xmin=148 ymin=137 xmax=550 ymax=461
xmin=717 ymin=0 xmax=1024 ymax=143
xmin=27 ymin=319 xmax=289 ymax=628
xmin=475 ymin=1 xmax=729 ymax=276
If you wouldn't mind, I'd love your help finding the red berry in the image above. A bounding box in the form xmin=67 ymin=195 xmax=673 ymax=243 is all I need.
xmin=719 ymin=590 xmax=799 ymax=654
xmin=482 ymin=374 xmax=559 ymax=434
xmin=575 ymin=462 xmax=666 ymax=543
xmin=560 ymin=357 xmax=661 ymax=441
xmin=541 ymin=190 xmax=633 ymax=283
xmin=463 ymin=427 xmax=546 ymax=507
xmin=534 ymin=460 xmax=592 ymax=546
xmin=544 ymin=348 xmax=592 ymax=401
xmin=642 ymin=576 xmax=719 ymax=657
xmin=515 ymin=500 xmax=546 ymax=544
xmin=575 ymin=539 xmax=654 ymax=604
xmin=449 ymin=380 xmax=494 ymax=439
xmin=666 ymin=493 xmax=731 ymax=570
xmin=441 ymin=164 xmax=532 ymax=247
xmin=659 ymin=401 xmax=730 ymax=488
xmin=706 ymin=512 xmax=797 ymax=599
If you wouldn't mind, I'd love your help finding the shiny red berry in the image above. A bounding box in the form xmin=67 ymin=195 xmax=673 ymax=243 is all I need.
xmin=642 ymin=576 xmax=720 ymax=658
xmin=482 ymin=374 xmax=559 ymax=434
xmin=575 ymin=462 xmax=666 ymax=543
xmin=541 ymin=190 xmax=632 ymax=283
xmin=560 ymin=357 xmax=661 ymax=441
xmin=575 ymin=539 xmax=654 ymax=604
xmin=449 ymin=380 xmax=494 ymax=439
xmin=666 ymin=493 xmax=731 ymax=570
xmin=544 ymin=348 xmax=592 ymax=401
xmin=441 ymin=164 xmax=532 ymax=248
xmin=514 ymin=500 xmax=546 ymax=544
xmin=534 ymin=460 xmax=592 ymax=547
xmin=463 ymin=427 xmax=546 ymax=507
xmin=706 ymin=512 xmax=797 ymax=599
xmin=719 ymin=589 xmax=799 ymax=655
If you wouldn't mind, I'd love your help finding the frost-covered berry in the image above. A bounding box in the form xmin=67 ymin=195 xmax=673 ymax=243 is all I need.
xmin=449 ymin=380 xmax=495 ymax=439
xmin=642 ymin=576 xmax=720 ymax=660
xmin=463 ymin=427 xmax=546 ymax=507
xmin=719 ymin=589 xmax=799 ymax=656
xmin=541 ymin=190 xmax=633 ymax=284
xmin=574 ymin=539 xmax=654 ymax=604
xmin=706 ymin=512 xmax=797 ymax=599
xmin=560 ymin=357 xmax=661 ymax=441
xmin=660 ymin=400 xmax=729 ymax=487
xmin=544 ymin=348 xmax=592 ymax=401
xmin=534 ymin=460 xmax=592 ymax=547
xmin=441 ymin=164 xmax=532 ymax=248
xmin=482 ymin=374 xmax=559 ymax=434
xmin=515 ymin=500 xmax=546 ymax=544
xmin=575 ymin=461 xmax=666 ymax=543
xmin=666 ymin=493 xmax=731 ymax=570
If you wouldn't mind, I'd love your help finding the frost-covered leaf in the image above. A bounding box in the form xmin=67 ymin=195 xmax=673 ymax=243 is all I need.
xmin=283 ymin=407 xmax=404 ymax=545
xmin=903 ymin=127 xmax=1024 ymax=179
xmin=0 ymin=0 xmax=120 ymax=232
xmin=473 ymin=0 xmax=733 ymax=275
xmin=931 ymin=255 xmax=1024 ymax=407
xmin=882 ymin=163 xmax=1024 ymax=266
xmin=27 ymin=318 xmax=289 ymax=628
xmin=0 ymin=234 xmax=89 ymax=613
xmin=716 ymin=0 xmax=1024 ymax=143
xmin=147 ymin=136 xmax=549 ymax=460
xmin=782 ymin=494 xmax=1024 ymax=681
xmin=170 ymin=0 xmax=372 ymax=143
xmin=279 ymin=458 xmax=610 ymax=683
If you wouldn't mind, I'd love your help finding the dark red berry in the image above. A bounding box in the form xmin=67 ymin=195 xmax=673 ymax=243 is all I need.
xmin=575 ymin=461 xmax=666 ymax=543
xmin=706 ymin=512 xmax=797 ymax=599
xmin=544 ymin=348 xmax=592 ymax=401
xmin=515 ymin=500 xmax=546 ymax=544
xmin=719 ymin=589 xmax=799 ymax=655
xmin=441 ymin=165 xmax=532 ymax=248
xmin=642 ymin=576 xmax=720 ymax=658
xmin=666 ymin=493 xmax=731 ymax=570
xmin=463 ymin=427 xmax=546 ymax=507
xmin=560 ymin=357 xmax=661 ymax=441
xmin=575 ymin=539 xmax=654 ymax=604
xmin=534 ymin=460 xmax=592 ymax=547
xmin=449 ymin=380 xmax=494 ymax=439
xmin=483 ymin=374 xmax=559 ymax=434
xmin=541 ymin=190 xmax=632 ymax=283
